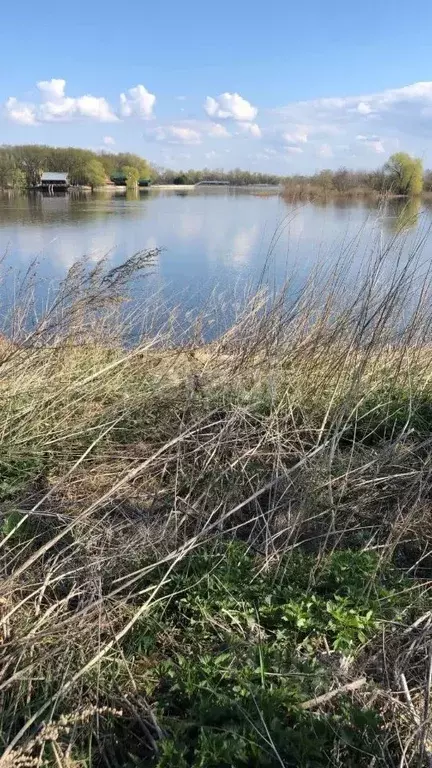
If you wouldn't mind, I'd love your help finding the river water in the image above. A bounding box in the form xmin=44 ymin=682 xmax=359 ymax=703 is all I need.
xmin=0 ymin=189 xmax=429 ymax=335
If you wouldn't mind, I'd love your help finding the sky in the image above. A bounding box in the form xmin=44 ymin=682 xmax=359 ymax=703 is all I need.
xmin=2 ymin=0 xmax=432 ymax=173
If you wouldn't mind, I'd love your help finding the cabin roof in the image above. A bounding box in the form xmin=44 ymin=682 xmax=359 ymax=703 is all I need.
xmin=41 ymin=172 xmax=69 ymax=182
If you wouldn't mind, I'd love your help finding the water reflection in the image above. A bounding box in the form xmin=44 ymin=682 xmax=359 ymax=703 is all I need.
xmin=381 ymin=198 xmax=421 ymax=234
xmin=0 ymin=190 xmax=149 ymax=226
xmin=231 ymin=225 xmax=260 ymax=265
xmin=0 ymin=190 xmax=430 ymax=327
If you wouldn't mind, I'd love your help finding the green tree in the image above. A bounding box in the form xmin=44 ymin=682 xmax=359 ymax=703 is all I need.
xmin=84 ymin=159 xmax=106 ymax=189
xmin=12 ymin=145 xmax=48 ymax=186
xmin=0 ymin=144 xmax=154 ymax=189
xmin=0 ymin=152 xmax=16 ymax=188
xmin=173 ymin=173 xmax=189 ymax=185
xmin=70 ymin=159 xmax=106 ymax=189
xmin=118 ymin=153 xmax=152 ymax=178
xmin=7 ymin=168 xmax=27 ymax=190
xmin=384 ymin=152 xmax=423 ymax=196
xmin=98 ymin=153 xmax=118 ymax=178
xmin=98 ymin=152 xmax=153 ymax=180
xmin=121 ymin=165 xmax=140 ymax=189
xmin=0 ymin=152 xmax=27 ymax=189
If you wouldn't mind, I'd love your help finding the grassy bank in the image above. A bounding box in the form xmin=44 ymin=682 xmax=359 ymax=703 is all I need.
xmin=1 ymin=235 xmax=432 ymax=767
xmin=282 ymin=183 xmax=382 ymax=201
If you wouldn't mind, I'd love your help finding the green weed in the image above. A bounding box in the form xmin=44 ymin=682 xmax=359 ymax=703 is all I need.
xmin=115 ymin=544 xmax=419 ymax=767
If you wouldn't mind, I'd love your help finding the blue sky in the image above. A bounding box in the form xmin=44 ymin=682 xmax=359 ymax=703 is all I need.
xmin=2 ymin=0 xmax=432 ymax=172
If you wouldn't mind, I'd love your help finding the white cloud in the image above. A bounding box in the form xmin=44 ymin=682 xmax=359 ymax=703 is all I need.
xmin=38 ymin=97 xmax=76 ymax=121
xmin=205 ymin=92 xmax=257 ymax=121
xmin=205 ymin=150 xmax=217 ymax=159
xmin=357 ymin=101 xmax=372 ymax=115
xmin=283 ymin=127 xmax=309 ymax=144
xmin=103 ymin=136 xmax=116 ymax=146
xmin=269 ymin=80 xmax=432 ymax=167
xmin=276 ymin=81 xmax=432 ymax=129
xmin=7 ymin=77 xmax=432 ymax=171
xmin=149 ymin=119 xmax=232 ymax=145
xmin=154 ymin=125 xmax=201 ymax=144
xmin=379 ymin=81 xmax=432 ymax=105
xmin=237 ymin=122 xmax=261 ymax=138
xmin=5 ymin=78 xmax=118 ymax=123
xmin=38 ymin=78 xmax=117 ymax=122
xmin=119 ymin=84 xmax=156 ymax=119
xmin=37 ymin=78 xmax=67 ymax=100
xmin=207 ymin=122 xmax=231 ymax=138
xmin=4 ymin=97 xmax=37 ymax=125
xmin=77 ymin=95 xmax=117 ymax=121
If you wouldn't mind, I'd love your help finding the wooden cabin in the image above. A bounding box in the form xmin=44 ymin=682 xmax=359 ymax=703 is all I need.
xmin=40 ymin=172 xmax=70 ymax=191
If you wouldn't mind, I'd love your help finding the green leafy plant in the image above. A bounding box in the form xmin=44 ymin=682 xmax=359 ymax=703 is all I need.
xmin=114 ymin=544 xmax=418 ymax=766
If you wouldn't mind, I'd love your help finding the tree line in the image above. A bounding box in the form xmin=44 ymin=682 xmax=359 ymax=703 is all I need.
xmin=0 ymin=146 xmax=428 ymax=197
xmin=154 ymin=153 xmax=427 ymax=196
xmin=283 ymin=154 xmax=425 ymax=198
xmin=0 ymin=145 xmax=152 ymax=190
xmin=152 ymin=166 xmax=283 ymax=186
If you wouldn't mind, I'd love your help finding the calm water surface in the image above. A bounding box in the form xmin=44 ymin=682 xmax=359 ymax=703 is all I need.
xmin=0 ymin=189 xmax=429 ymax=331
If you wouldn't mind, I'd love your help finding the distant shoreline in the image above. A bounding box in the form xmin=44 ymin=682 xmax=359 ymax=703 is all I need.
xmin=2 ymin=184 xmax=431 ymax=200
xmin=95 ymin=183 xmax=282 ymax=192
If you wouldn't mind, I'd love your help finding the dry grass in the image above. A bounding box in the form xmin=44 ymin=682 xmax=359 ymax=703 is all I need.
xmin=282 ymin=183 xmax=382 ymax=201
xmin=1 ymin=230 xmax=432 ymax=765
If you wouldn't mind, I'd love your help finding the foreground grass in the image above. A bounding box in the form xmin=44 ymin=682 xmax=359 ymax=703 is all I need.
xmin=122 ymin=544 xmax=427 ymax=767
xmin=1 ymin=239 xmax=432 ymax=766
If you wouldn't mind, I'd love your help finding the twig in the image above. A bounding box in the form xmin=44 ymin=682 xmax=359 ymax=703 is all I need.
xmin=401 ymin=670 xmax=432 ymax=768
xmin=300 ymin=677 xmax=367 ymax=710
xmin=400 ymin=673 xmax=419 ymax=723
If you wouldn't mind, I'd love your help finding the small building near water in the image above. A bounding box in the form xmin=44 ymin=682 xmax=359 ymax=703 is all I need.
xmin=110 ymin=173 xmax=151 ymax=188
xmin=40 ymin=172 xmax=69 ymax=191
xmin=110 ymin=172 xmax=127 ymax=186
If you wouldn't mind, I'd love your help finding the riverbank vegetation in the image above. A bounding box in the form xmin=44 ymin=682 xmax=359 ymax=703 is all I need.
xmin=1 ymin=226 xmax=432 ymax=766
xmin=283 ymin=153 xmax=426 ymax=200
xmin=0 ymin=145 xmax=153 ymax=190
xmin=152 ymin=167 xmax=283 ymax=186
xmin=155 ymin=152 xmax=427 ymax=198
xmin=0 ymin=144 xmax=429 ymax=200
